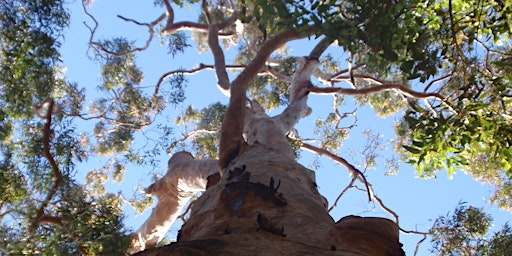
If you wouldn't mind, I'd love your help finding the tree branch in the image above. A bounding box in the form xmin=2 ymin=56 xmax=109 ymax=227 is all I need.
xmin=130 ymin=152 xmax=218 ymax=253
xmin=83 ymin=1 xmax=166 ymax=57
xmin=206 ymin=11 xmax=238 ymax=95
xmin=300 ymin=141 xmax=428 ymax=253
xmin=308 ymin=37 xmax=334 ymax=60
xmin=32 ymin=99 xmax=63 ymax=229
xmin=300 ymin=142 xmax=372 ymax=203
xmin=152 ymin=64 xmax=251 ymax=101
xmin=37 ymin=215 xmax=64 ymax=226
xmin=423 ymin=73 xmax=453 ymax=92
xmin=167 ymin=129 xmax=218 ymax=154
xmin=162 ymin=0 xmax=174 ymax=26
xmin=218 ymin=27 xmax=318 ymax=169
xmin=208 ymin=23 xmax=231 ymax=95
xmin=310 ymin=82 xmax=453 ymax=108
xmin=91 ymin=13 xmax=166 ymax=57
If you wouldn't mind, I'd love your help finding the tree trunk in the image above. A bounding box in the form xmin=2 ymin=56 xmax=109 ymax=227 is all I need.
xmin=134 ymin=143 xmax=404 ymax=256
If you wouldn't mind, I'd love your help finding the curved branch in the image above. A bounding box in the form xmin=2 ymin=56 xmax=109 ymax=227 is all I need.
xmin=162 ymin=0 xmax=174 ymax=26
xmin=314 ymin=63 xmax=366 ymax=84
xmin=300 ymin=141 xmax=428 ymax=253
xmin=230 ymin=27 xmax=318 ymax=92
xmin=162 ymin=21 xmax=235 ymax=37
xmin=400 ymin=229 xmax=428 ymax=256
xmin=300 ymin=142 xmax=372 ymax=203
xmin=129 ymin=152 xmax=218 ymax=253
xmin=310 ymin=82 xmax=451 ymax=105
xmin=33 ymin=99 xmax=63 ymax=229
xmin=331 ymin=64 xmax=366 ymax=80
xmin=208 ymin=23 xmax=231 ymax=94
xmin=152 ymin=64 xmax=249 ymax=100
xmin=89 ymin=13 xmax=166 ymax=57
xmin=308 ymin=37 xmax=334 ymax=60
xmin=206 ymin=10 xmax=238 ymax=96
xmin=167 ymin=129 xmax=218 ymax=154
xmin=329 ymin=176 xmax=358 ymax=212
xmin=218 ymin=27 xmax=318 ymax=169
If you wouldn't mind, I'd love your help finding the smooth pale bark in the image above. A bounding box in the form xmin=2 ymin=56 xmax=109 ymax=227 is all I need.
xmin=129 ymin=152 xmax=218 ymax=253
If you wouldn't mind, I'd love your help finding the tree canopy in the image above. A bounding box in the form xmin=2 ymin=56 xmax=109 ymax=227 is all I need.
xmin=0 ymin=0 xmax=511 ymax=255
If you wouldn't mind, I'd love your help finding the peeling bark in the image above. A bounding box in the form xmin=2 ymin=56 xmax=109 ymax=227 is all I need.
xmin=131 ymin=55 xmax=404 ymax=254
xmin=135 ymin=144 xmax=404 ymax=256
xmin=131 ymin=24 xmax=404 ymax=255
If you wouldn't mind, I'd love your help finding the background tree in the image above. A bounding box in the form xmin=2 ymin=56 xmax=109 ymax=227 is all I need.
xmin=430 ymin=203 xmax=512 ymax=255
xmin=0 ymin=0 xmax=511 ymax=255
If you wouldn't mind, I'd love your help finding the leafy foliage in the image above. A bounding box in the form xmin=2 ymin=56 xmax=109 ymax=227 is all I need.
xmin=430 ymin=203 xmax=512 ymax=255
xmin=174 ymin=102 xmax=227 ymax=158
xmin=2 ymin=0 xmax=512 ymax=254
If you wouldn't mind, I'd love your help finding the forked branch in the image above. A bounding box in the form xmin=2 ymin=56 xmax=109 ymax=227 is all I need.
xmin=300 ymin=142 xmax=372 ymax=203
xmin=218 ymin=27 xmax=318 ymax=169
xmin=83 ymin=1 xmax=166 ymax=57
xmin=300 ymin=140 xmax=429 ymax=254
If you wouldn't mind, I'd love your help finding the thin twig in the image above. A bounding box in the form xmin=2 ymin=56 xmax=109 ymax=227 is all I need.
xmin=152 ymin=64 xmax=251 ymax=100
xmin=329 ymin=177 xmax=357 ymax=212
xmin=90 ymin=14 xmax=166 ymax=57
xmin=327 ymin=63 xmax=366 ymax=81
xmin=400 ymin=229 xmax=428 ymax=256
xmin=167 ymin=129 xmax=218 ymax=154
xmin=423 ymin=72 xmax=453 ymax=92
xmin=300 ymin=142 xmax=372 ymax=202
xmin=300 ymin=140 xmax=429 ymax=252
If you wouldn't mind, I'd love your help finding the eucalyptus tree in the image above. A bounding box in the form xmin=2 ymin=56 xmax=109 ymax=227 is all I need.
xmin=0 ymin=0 xmax=130 ymax=255
xmin=1 ymin=0 xmax=511 ymax=255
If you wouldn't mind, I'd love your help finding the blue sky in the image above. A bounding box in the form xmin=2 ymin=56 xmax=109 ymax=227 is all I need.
xmin=60 ymin=1 xmax=511 ymax=254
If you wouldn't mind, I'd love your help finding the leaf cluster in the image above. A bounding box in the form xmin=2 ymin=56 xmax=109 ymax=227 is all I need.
xmin=430 ymin=203 xmax=512 ymax=255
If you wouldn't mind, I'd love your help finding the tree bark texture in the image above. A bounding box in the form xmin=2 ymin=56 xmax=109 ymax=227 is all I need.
xmin=134 ymin=143 xmax=404 ymax=256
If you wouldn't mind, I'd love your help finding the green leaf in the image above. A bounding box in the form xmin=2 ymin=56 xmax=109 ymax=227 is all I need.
xmin=403 ymin=145 xmax=422 ymax=154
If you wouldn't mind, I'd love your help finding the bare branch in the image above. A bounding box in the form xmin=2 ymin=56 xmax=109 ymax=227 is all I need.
xmin=423 ymin=72 xmax=453 ymax=92
xmin=89 ymin=13 xmax=166 ymax=57
xmin=205 ymin=9 xmax=239 ymax=96
xmin=162 ymin=0 xmax=174 ymax=26
xmin=329 ymin=177 xmax=357 ymax=211
xmin=301 ymin=141 xmax=428 ymax=254
xmin=152 ymin=64 xmax=250 ymax=101
xmin=310 ymin=81 xmax=455 ymax=112
xmin=314 ymin=63 xmax=366 ymax=84
xmin=326 ymin=63 xmax=366 ymax=81
xmin=400 ymin=229 xmax=428 ymax=256
xmin=208 ymin=23 xmax=231 ymax=94
xmin=300 ymin=142 xmax=372 ymax=202
xmin=309 ymin=37 xmax=334 ymax=60
xmin=167 ymin=129 xmax=218 ymax=154
xmin=162 ymin=19 xmax=235 ymax=37
xmin=82 ymin=0 xmax=99 ymax=48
